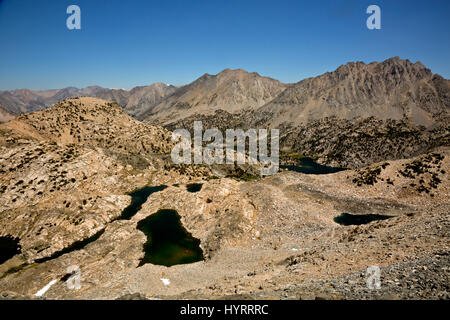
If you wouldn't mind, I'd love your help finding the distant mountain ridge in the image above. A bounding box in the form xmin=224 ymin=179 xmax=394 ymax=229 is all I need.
xmin=0 ymin=83 xmax=177 ymax=120
xmin=0 ymin=104 xmax=16 ymax=123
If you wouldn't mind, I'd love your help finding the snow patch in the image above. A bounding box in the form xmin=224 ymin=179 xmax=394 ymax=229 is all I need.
xmin=34 ymin=279 xmax=57 ymax=297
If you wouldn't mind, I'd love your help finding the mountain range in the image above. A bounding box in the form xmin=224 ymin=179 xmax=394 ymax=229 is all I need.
xmin=1 ymin=57 xmax=448 ymax=129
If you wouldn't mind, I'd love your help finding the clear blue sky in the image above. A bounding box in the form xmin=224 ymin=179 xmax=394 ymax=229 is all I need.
xmin=0 ymin=0 xmax=449 ymax=90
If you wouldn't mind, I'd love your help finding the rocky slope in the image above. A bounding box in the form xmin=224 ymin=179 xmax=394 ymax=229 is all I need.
xmin=0 ymin=139 xmax=132 ymax=264
xmin=279 ymin=116 xmax=450 ymax=168
xmin=3 ymin=97 xmax=174 ymax=157
xmin=162 ymin=108 xmax=450 ymax=169
xmin=0 ymin=142 xmax=447 ymax=299
xmin=141 ymin=68 xmax=288 ymax=124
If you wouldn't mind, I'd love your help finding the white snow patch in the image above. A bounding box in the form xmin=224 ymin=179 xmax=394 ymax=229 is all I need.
xmin=34 ymin=279 xmax=57 ymax=297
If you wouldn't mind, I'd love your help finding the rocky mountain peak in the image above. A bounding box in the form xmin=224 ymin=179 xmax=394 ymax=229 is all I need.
xmin=257 ymin=57 xmax=448 ymax=127
xmin=142 ymin=68 xmax=287 ymax=124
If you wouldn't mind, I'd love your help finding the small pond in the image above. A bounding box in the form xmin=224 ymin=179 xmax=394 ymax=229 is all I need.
xmin=137 ymin=209 xmax=204 ymax=267
xmin=334 ymin=212 xmax=393 ymax=226
xmin=186 ymin=183 xmax=203 ymax=193
xmin=120 ymin=185 xmax=168 ymax=220
xmin=281 ymin=157 xmax=346 ymax=174
xmin=0 ymin=235 xmax=21 ymax=264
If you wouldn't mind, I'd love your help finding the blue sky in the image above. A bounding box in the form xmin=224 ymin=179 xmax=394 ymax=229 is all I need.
xmin=0 ymin=0 xmax=449 ymax=90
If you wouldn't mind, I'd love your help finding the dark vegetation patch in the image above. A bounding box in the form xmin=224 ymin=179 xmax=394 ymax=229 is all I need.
xmin=221 ymin=165 xmax=260 ymax=181
xmin=352 ymin=162 xmax=390 ymax=186
xmin=398 ymin=153 xmax=444 ymax=196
